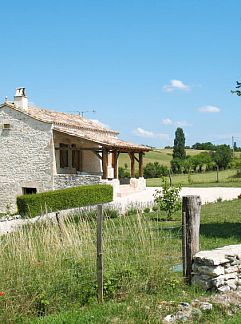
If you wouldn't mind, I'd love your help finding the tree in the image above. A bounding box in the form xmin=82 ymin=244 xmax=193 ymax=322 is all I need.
xmin=231 ymin=81 xmax=241 ymax=96
xmin=211 ymin=144 xmax=233 ymax=169
xmin=173 ymin=128 xmax=186 ymax=160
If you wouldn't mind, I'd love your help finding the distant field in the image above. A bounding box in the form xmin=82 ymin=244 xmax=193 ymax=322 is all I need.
xmin=146 ymin=169 xmax=241 ymax=187
xmin=118 ymin=149 xmax=204 ymax=169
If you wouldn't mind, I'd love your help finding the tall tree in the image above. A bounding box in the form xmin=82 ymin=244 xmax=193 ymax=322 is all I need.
xmin=173 ymin=128 xmax=186 ymax=160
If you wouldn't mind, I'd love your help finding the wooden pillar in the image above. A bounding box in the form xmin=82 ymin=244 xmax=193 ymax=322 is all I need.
xmin=102 ymin=148 xmax=108 ymax=179
xmin=112 ymin=150 xmax=118 ymax=179
xmin=139 ymin=152 xmax=144 ymax=177
xmin=130 ymin=152 xmax=135 ymax=178
xmin=182 ymin=195 xmax=201 ymax=284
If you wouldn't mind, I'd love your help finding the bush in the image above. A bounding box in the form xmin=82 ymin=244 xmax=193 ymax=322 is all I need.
xmin=144 ymin=162 xmax=168 ymax=178
xmin=154 ymin=177 xmax=181 ymax=220
xmin=17 ymin=184 xmax=113 ymax=218
xmin=118 ymin=167 xmax=130 ymax=178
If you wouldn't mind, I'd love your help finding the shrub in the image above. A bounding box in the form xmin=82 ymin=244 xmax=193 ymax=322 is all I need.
xmin=154 ymin=177 xmax=181 ymax=220
xmin=118 ymin=167 xmax=130 ymax=178
xmin=17 ymin=184 xmax=113 ymax=218
xmin=144 ymin=162 xmax=168 ymax=178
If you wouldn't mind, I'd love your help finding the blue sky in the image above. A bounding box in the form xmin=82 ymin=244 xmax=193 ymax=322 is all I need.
xmin=0 ymin=0 xmax=241 ymax=148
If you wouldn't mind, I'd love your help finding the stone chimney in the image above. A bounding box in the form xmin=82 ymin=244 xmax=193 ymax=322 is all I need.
xmin=14 ymin=87 xmax=28 ymax=112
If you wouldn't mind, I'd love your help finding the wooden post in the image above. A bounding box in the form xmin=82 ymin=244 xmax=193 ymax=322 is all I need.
xmin=168 ymin=169 xmax=172 ymax=186
xmin=139 ymin=152 xmax=144 ymax=178
xmin=102 ymin=148 xmax=108 ymax=179
xmin=112 ymin=150 xmax=118 ymax=179
xmin=182 ymin=195 xmax=201 ymax=284
xmin=216 ymin=165 xmax=219 ymax=183
xmin=130 ymin=152 xmax=135 ymax=178
xmin=97 ymin=204 xmax=104 ymax=302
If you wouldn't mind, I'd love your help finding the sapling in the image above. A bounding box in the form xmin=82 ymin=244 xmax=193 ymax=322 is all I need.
xmin=154 ymin=177 xmax=182 ymax=220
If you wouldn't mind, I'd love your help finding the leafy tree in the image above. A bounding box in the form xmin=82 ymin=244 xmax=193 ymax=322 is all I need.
xmin=143 ymin=162 xmax=168 ymax=178
xmin=171 ymin=158 xmax=183 ymax=174
xmin=173 ymin=128 xmax=186 ymax=160
xmin=192 ymin=142 xmax=216 ymax=151
xmin=231 ymin=81 xmax=241 ymax=96
xmin=154 ymin=177 xmax=182 ymax=220
xmin=210 ymin=144 xmax=233 ymax=169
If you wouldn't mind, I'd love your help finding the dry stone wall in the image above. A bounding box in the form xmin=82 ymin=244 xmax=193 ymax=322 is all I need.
xmin=54 ymin=174 xmax=101 ymax=189
xmin=192 ymin=245 xmax=241 ymax=292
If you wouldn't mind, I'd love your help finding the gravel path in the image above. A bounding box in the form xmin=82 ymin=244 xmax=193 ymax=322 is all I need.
xmin=1 ymin=187 xmax=241 ymax=235
xmin=112 ymin=187 xmax=241 ymax=210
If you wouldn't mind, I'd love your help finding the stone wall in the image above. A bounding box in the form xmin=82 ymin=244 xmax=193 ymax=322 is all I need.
xmin=54 ymin=174 xmax=101 ymax=189
xmin=192 ymin=245 xmax=241 ymax=292
xmin=0 ymin=106 xmax=55 ymax=214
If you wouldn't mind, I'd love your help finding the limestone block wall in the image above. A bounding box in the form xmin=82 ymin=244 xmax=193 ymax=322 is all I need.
xmin=0 ymin=106 xmax=55 ymax=213
xmin=192 ymin=245 xmax=241 ymax=292
xmin=54 ymin=174 xmax=101 ymax=189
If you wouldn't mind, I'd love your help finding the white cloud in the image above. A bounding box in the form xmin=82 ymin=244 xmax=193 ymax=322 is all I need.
xmin=175 ymin=120 xmax=192 ymax=127
xmin=161 ymin=118 xmax=191 ymax=127
xmin=133 ymin=127 xmax=169 ymax=140
xmin=198 ymin=105 xmax=221 ymax=113
xmin=90 ymin=119 xmax=111 ymax=129
xmin=163 ymin=79 xmax=191 ymax=92
xmin=162 ymin=118 xmax=173 ymax=125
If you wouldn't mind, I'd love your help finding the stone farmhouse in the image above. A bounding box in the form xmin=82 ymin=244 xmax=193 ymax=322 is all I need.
xmin=0 ymin=88 xmax=150 ymax=214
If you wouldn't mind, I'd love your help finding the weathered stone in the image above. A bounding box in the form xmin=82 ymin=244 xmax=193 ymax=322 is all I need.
xmin=226 ymin=280 xmax=237 ymax=290
xmin=192 ymin=275 xmax=212 ymax=290
xmin=212 ymin=276 xmax=225 ymax=288
xmin=193 ymin=264 xmax=224 ymax=277
xmin=218 ymin=285 xmax=231 ymax=293
xmin=225 ymin=265 xmax=239 ymax=274
xmin=54 ymin=174 xmax=101 ymax=189
xmin=175 ymin=311 xmax=190 ymax=322
xmin=199 ymin=302 xmax=213 ymax=311
xmin=163 ymin=314 xmax=176 ymax=323
xmin=178 ymin=302 xmax=191 ymax=309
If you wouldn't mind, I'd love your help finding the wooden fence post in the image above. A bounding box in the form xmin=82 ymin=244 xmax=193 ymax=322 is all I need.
xmin=97 ymin=204 xmax=104 ymax=302
xmin=182 ymin=195 xmax=201 ymax=284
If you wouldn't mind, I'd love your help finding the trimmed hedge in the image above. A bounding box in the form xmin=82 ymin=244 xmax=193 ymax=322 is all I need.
xmin=17 ymin=184 xmax=113 ymax=218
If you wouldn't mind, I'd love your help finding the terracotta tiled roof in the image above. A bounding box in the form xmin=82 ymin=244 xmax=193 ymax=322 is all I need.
xmin=53 ymin=124 xmax=150 ymax=151
xmin=1 ymin=102 xmax=150 ymax=152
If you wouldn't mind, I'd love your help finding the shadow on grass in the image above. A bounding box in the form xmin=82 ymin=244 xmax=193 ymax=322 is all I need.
xmin=200 ymin=222 xmax=241 ymax=241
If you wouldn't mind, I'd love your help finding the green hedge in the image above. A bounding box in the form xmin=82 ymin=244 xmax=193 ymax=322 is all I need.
xmin=17 ymin=184 xmax=113 ymax=218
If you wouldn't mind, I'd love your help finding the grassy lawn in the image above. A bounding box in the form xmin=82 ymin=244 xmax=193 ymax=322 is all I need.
xmin=1 ymin=200 xmax=241 ymax=323
xmin=147 ymin=169 xmax=241 ymax=187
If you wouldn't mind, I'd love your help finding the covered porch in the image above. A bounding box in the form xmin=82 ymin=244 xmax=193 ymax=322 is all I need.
xmin=52 ymin=128 xmax=150 ymax=195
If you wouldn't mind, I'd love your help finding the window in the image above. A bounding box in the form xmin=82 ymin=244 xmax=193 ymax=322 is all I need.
xmin=3 ymin=123 xmax=11 ymax=129
xmin=60 ymin=143 xmax=69 ymax=168
xmin=72 ymin=148 xmax=82 ymax=171
xmin=22 ymin=187 xmax=37 ymax=195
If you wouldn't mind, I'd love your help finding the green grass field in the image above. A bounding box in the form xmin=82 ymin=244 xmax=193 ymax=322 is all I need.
xmin=118 ymin=149 xmax=207 ymax=169
xmin=1 ymin=200 xmax=241 ymax=322
xmin=147 ymin=169 xmax=241 ymax=187
xmin=118 ymin=149 xmax=241 ymax=188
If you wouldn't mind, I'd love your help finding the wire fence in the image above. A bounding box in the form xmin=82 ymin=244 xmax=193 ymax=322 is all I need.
xmin=0 ymin=199 xmax=201 ymax=320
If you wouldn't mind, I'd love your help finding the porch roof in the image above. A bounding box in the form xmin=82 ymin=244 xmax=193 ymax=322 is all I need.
xmin=54 ymin=125 xmax=150 ymax=152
